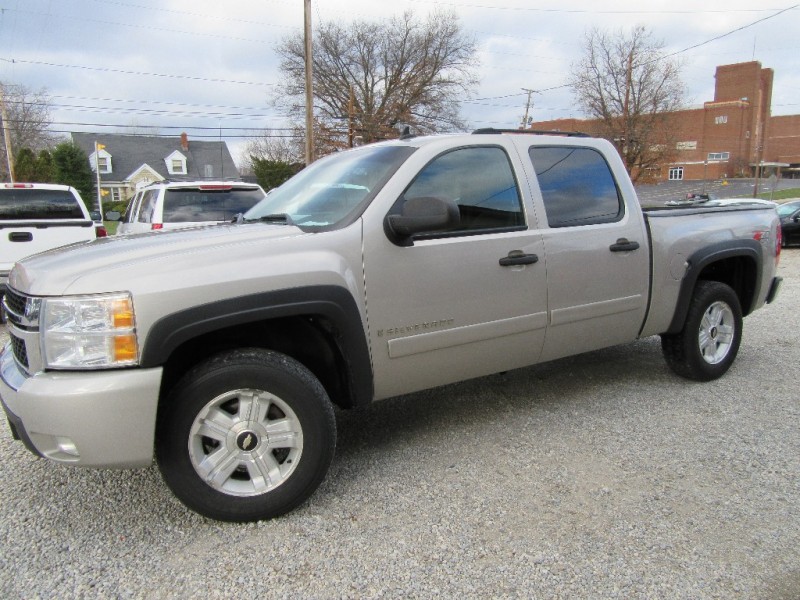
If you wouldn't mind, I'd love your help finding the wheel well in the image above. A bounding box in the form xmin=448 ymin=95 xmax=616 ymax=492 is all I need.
xmin=666 ymin=249 xmax=761 ymax=336
xmin=158 ymin=315 xmax=357 ymax=410
xmin=695 ymin=255 xmax=758 ymax=315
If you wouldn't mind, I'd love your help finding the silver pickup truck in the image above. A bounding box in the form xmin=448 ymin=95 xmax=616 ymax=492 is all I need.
xmin=0 ymin=131 xmax=782 ymax=522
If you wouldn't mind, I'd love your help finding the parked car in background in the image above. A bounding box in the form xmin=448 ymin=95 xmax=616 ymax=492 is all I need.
xmin=777 ymin=200 xmax=800 ymax=247
xmin=116 ymin=181 xmax=267 ymax=234
xmin=89 ymin=210 xmax=108 ymax=238
xmin=0 ymin=183 xmax=100 ymax=319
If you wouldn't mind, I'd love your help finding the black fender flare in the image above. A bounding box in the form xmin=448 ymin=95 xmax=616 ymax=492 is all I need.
xmin=666 ymin=239 xmax=763 ymax=334
xmin=140 ymin=285 xmax=374 ymax=407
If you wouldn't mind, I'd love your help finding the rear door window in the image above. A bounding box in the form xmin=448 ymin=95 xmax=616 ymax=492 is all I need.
xmin=0 ymin=189 xmax=84 ymax=220
xmin=162 ymin=188 xmax=265 ymax=223
xmin=529 ymin=146 xmax=623 ymax=228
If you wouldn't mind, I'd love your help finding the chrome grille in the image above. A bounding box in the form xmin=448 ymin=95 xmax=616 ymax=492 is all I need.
xmin=3 ymin=288 xmax=26 ymax=320
xmin=9 ymin=334 xmax=28 ymax=368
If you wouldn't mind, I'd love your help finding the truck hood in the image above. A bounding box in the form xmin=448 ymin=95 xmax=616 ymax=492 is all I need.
xmin=10 ymin=223 xmax=307 ymax=296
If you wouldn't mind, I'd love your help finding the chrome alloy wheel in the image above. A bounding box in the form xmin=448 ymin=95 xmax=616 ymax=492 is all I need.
xmin=188 ymin=389 xmax=303 ymax=496
xmin=698 ymin=300 xmax=735 ymax=365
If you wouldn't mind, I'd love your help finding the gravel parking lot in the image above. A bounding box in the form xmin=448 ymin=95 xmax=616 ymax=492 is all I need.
xmin=1 ymin=250 xmax=798 ymax=599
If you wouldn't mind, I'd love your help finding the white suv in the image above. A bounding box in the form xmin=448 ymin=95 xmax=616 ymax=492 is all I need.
xmin=117 ymin=181 xmax=267 ymax=234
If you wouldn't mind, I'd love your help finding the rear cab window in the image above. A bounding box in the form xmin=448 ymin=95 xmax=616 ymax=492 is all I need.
xmin=0 ymin=189 xmax=85 ymax=220
xmin=528 ymin=146 xmax=623 ymax=228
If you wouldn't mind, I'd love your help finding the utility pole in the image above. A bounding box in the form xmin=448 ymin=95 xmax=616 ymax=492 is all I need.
xmin=520 ymin=88 xmax=536 ymax=129
xmin=94 ymin=141 xmax=105 ymax=216
xmin=303 ymin=0 xmax=315 ymax=165
xmin=0 ymin=83 xmax=15 ymax=183
xmin=753 ymin=86 xmax=764 ymax=198
xmin=621 ymin=50 xmax=633 ymax=158
xmin=348 ymin=85 xmax=355 ymax=148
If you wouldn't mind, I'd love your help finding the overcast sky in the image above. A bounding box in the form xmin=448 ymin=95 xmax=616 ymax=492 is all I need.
xmin=1 ymin=0 xmax=798 ymax=164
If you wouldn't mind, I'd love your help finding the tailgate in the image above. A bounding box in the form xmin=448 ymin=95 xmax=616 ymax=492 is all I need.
xmin=0 ymin=220 xmax=95 ymax=268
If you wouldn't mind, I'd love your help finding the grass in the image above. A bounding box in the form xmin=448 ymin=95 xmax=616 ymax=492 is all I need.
xmin=753 ymin=188 xmax=800 ymax=201
xmin=103 ymin=221 xmax=120 ymax=235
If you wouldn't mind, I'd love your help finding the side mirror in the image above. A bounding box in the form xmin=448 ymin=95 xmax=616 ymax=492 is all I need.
xmin=105 ymin=211 xmax=121 ymax=222
xmin=385 ymin=196 xmax=460 ymax=244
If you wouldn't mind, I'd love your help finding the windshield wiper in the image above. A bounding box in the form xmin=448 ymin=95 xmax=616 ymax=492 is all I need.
xmin=243 ymin=213 xmax=294 ymax=225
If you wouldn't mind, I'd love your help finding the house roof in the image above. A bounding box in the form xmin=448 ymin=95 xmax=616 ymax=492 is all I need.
xmin=71 ymin=132 xmax=239 ymax=183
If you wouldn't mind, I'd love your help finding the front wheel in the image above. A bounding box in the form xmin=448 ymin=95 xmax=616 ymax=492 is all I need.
xmin=156 ymin=349 xmax=336 ymax=522
xmin=661 ymin=281 xmax=743 ymax=381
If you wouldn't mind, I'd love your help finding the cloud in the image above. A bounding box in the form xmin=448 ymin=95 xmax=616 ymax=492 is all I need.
xmin=1 ymin=0 xmax=797 ymax=158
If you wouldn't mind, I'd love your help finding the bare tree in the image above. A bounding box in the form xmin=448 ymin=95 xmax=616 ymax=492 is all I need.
xmin=241 ymin=129 xmax=303 ymax=174
xmin=569 ymin=26 xmax=685 ymax=180
xmin=275 ymin=10 xmax=478 ymax=154
xmin=0 ymin=83 xmax=58 ymax=179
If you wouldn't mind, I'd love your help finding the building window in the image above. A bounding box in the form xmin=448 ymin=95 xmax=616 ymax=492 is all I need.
xmin=714 ymin=115 xmax=728 ymax=125
xmin=91 ymin=152 xmax=112 ymax=174
xmin=669 ymin=167 xmax=684 ymax=181
xmin=165 ymin=151 xmax=188 ymax=175
xmin=707 ymin=152 xmax=730 ymax=161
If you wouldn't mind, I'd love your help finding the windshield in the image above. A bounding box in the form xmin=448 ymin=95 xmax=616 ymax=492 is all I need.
xmin=777 ymin=202 xmax=800 ymax=217
xmin=244 ymin=145 xmax=415 ymax=229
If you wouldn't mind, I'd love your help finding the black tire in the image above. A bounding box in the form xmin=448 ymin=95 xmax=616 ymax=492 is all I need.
xmin=155 ymin=348 xmax=336 ymax=522
xmin=661 ymin=281 xmax=743 ymax=381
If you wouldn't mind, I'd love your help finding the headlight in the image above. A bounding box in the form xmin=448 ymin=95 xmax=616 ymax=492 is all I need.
xmin=41 ymin=293 xmax=138 ymax=369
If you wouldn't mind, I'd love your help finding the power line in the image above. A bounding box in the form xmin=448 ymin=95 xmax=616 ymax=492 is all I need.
xmin=0 ymin=57 xmax=277 ymax=87
xmin=46 ymin=129 xmax=300 ymax=140
xmin=658 ymin=4 xmax=799 ymax=63
xmin=405 ymin=0 xmax=788 ymax=14
xmin=5 ymin=7 xmax=291 ymax=44
xmin=4 ymin=119 xmax=295 ymax=131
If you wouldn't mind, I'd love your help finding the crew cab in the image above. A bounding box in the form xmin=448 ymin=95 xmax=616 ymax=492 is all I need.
xmin=0 ymin=131 xmax=782 ymax=522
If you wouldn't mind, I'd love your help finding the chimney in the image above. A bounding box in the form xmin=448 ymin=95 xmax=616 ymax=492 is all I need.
xmin=180 ymin=132 xmax=189 ymax=151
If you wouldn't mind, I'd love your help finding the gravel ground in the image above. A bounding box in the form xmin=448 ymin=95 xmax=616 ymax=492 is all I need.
xmin=1 ymin=251 xmax=798 ymax=599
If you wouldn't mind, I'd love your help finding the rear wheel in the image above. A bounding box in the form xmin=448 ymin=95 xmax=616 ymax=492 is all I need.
xmin=156 ymin=349 xmax=336 ymax=522
xmin=661 ymin=281 xmax=743 ymax=381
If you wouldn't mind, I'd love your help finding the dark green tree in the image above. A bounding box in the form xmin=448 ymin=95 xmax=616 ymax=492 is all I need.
xmin=13 ymin=148 xmax=38 ymax=181
xmin=251 ymin=157 xmax=303 ymax=191
xmin=11 ymin=147 xmax=57 ymax=182
xmin=52 ymin=141 xmax=94 ymax=203
xmin=35 ymin=149 xmax=56 ymax=182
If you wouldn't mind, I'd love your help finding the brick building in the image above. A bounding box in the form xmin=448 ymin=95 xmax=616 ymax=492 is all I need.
xmin=529 ymin=61 xmax=800 ymax=181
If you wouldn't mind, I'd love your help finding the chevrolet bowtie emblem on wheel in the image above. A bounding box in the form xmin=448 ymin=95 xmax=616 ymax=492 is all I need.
xmin=236 ymin=432 xmax=257 ymax=451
